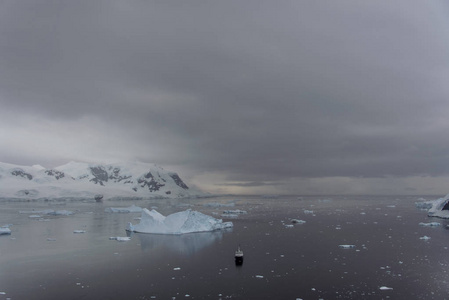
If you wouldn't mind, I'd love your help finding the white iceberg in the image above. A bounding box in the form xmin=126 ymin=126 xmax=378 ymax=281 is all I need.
xmin=105 ymin=205 xmax=143 ymax=213
xmin=420 ymin=194 xmax=449 ymax=219
xmin=126 ymin=209 xmax=233 ymax=234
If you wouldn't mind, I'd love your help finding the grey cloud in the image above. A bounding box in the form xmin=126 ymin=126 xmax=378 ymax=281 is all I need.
xmin=1 ymin=1 xmax=449 ymax=193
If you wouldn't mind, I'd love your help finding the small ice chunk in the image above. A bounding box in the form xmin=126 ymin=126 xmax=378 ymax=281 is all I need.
xmin=105 ymin=205 xmax=143 ymax=213
xmin=173 ymin=267 xmax=181 ymax=270
xmin=222 ymin=209 xmax=247 ymax=215
xmin=419 ymin=236 xmax=431 ymax=240
xmin=339 ymin=245 xmax=356 ymax=249
xmin=291 ymin=219 xmax=306 ymax=224
xmin=255 ymin=275 xmax=264 ymax=278
xmin=304 ymin=210 xmax=314 ymax=214
xmin=285 ymin=224 xmax=294 ymax=228
xmin=73 ymin=230 xmax=86 ymax=234
xmin=203 ymin=202 xmax=235 ymax=208
xmin=419 ymin=222 xmax=441 ymax=227
xmin=0 ymin=227 xmax=11 ymax=235
xmin=379 ymin=286 xmax=393 ymax=290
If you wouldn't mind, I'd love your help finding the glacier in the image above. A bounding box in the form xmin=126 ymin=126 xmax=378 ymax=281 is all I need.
xmin=126 ymin=209 xmax=233 ymax=234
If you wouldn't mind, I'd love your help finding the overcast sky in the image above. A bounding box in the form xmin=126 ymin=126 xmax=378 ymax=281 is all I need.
xmin=1 ymin=1 xmax=449 ymax=195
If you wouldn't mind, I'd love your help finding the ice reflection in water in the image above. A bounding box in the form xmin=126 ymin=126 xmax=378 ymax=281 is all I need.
xmin=132 ymin=228 xmax=232 ymax=255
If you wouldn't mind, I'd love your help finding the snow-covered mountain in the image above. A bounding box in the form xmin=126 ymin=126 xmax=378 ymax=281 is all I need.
xmin=0 ymin=161 xmax=205 ymax=200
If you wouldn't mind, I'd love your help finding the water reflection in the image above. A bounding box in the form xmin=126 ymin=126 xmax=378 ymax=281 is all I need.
xmin=132 ymin=228 xmax=233 ymax=255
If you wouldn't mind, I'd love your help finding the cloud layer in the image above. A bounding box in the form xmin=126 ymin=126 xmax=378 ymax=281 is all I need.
xmin=1 ymin=1 xmax=449 ymax=194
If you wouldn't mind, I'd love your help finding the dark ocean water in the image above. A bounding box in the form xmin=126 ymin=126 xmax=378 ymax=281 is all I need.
xmin=1 ymin=195 xmax=449 ymax=299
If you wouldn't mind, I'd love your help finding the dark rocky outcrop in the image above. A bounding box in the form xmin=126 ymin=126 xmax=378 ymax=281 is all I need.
xmin=11 ymin=169 xmax=33 ymax=180
xmin=45 ymin=169 xmax=65 ymax=180
xmin=170 ymin=174 xmax=189 ymax=189
xmin=89 ymin=166 xmax=109 ymax=185
xmin=137 ymin=172 xmax=165 ymax=192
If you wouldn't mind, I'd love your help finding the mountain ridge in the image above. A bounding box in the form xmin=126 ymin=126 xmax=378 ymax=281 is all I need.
xmin=0 ymin=161 xmax=205 ymax=200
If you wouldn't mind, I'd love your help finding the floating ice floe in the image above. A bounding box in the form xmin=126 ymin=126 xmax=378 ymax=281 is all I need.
xmin=126 ymin=209 xmax=233 ymax=234
xmin=419 ymin=222 xmax=441 ymax=227
xmin=339 ymin=245 xmax=356 ymax=249
xmin=379 ymin=286 xmax=393 ymax=290
xmin=203 ymin=202 xmax=235 ymax=208
xmin=0 ymin=227 xmax=11 ymax=235
xmin=291 ymin=219 xmax=306 ymax=224
xmin=222 ymin=209 xmax=247 ymax=215
xmin=109 ymin=236 xmax=130 ymax=241
xmin=419 ymin=236 xmax=431 ymax=240
xmin=20 ymin=209 xmax=74 ymax=216
xmin=104 ymin=205 xmax=143 ymax=213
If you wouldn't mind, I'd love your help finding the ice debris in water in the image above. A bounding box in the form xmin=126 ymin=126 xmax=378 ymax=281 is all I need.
xmin=291 ymin=219 xmax=306 ymax=224
xmin=104 ymin=205 xmax=143 ymax=213
xmin=20 ymin=209 xmax=74 ymax=216
xmin=222 ymin=209 xmax=247 ymax=215
xmin=109 ymin=237 xmax=131 ymax=241
xmin=419 ymin=236 xmax=431 ymax=240
xmin=0 ymin=226 xmax=11 ymax=235
xmin=339 ymin=245 xmax=356 ymax=249
xmin=419 ymin=222 xmax=441 ymax=227
xmin=203 ymin=202 xmax=235 ymax=208
xmin=126 ymin=209 xmax=233 ymax=234
xmin=73 ymin=230 xmax=86 ymax=234
xmin=379 ymin=286 xmax=393 ymax=290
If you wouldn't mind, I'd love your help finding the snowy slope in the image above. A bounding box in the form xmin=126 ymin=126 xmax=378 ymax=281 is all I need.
xmin=0 ymin=161 xmax=205 ymax=200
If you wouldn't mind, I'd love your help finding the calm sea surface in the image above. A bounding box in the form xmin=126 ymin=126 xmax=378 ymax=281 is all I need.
xmin=1 ymin=195 xmax=449 ymax=299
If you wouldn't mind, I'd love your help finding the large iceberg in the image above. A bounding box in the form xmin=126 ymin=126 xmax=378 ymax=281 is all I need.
xmin=126 ymin=209 xmax=233 ymax=234
xmin=423 ymin=194 xmax=449 ymax=219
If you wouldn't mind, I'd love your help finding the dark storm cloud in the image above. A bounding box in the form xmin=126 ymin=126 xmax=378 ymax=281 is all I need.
xmin=1 ymin=0 xmax=449 ymax=189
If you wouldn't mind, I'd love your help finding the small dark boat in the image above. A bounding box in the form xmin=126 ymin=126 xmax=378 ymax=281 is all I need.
xmin=235 ymin=245 xmax=244 ymax=265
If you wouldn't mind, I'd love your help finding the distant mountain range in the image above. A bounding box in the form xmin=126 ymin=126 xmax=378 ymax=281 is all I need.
xmin=0 ymin=161 xmax=206 ymax=200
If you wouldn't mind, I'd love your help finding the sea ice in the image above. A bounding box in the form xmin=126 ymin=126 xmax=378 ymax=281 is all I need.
xmin=339 ymin=245 xmax=356 ymax=249
xmin=126 ymin=209 xmax=233 ymax=234
xmin=419 ymin=222 xmax=441 ymax=227
xmin=291 ymin=219 xmax=306 ymax=224
xmin=203 ymin=202 xmax=235 ymax=208
xmin=19 ymin=209 xmax=73 ymax=216
xmin=109 ymin=237 xmax=131 ymax=241
xmin=105 ymin=205 xmax=143 ymax=213
xmin=0 ymin=227 xmax=11 ymax=235
xmin=379 ymin=286 xmax=393 ymax=290
xmin=222 ymin=209 xmax=247 ymax=214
